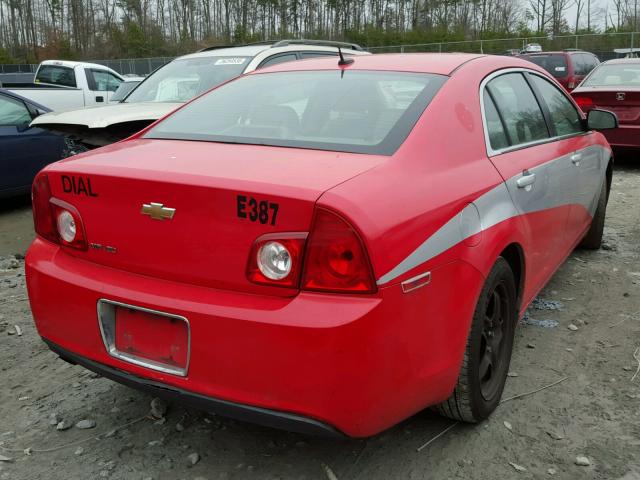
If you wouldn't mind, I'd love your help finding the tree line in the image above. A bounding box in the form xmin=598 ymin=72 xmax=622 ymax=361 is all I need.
xmin=0 ymin=0 xmax=636 ymax=64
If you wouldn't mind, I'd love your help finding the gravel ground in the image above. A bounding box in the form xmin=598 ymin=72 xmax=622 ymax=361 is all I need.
xmin=0 ymin=160 xmax=638 ymax=480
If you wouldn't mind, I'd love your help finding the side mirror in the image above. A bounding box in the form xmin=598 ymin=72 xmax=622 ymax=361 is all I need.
xmin=17 ymin=121 xmax=32 ymax=132
xmin=587 ymin=109 xmax=618 ymax=130
xmin=32 ymin=108 xmax=47 ymax=118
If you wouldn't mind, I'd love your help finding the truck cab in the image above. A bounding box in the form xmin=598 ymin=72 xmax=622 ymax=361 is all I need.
xmin=34 ymin=60 xmax=125 ymax=106
xmin=7 ymin=60 xmax=125 ymax=112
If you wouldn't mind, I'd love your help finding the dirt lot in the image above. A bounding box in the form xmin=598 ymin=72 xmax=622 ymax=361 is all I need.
xmin=0 ymin=161 xmax=639 ymax=480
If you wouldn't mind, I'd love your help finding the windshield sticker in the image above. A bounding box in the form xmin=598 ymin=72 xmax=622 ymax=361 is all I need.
xmin=555 ymin=66 xmax=566 ymax=72
xmin=215 ymin=58 xmax=246 ymax=65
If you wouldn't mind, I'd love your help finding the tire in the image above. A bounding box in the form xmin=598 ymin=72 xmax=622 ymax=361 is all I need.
xmin=434 ymin=257 xmax=517 ymax=423
xmin=579 ymin=179 xmax=608 ymax=250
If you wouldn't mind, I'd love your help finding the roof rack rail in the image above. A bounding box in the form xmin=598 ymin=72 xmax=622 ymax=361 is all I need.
xmin=242 ymin=40 xmax=279 ymax=46
xmin=563 ymin=48 xmax=582 ymax=51
xmin=270 ymin=39 xmax=364 ymax=51
xmin=197 ymin=41 xmax=276 ymax=52
xmin=197 ymin=44 xmax=238 ymax=52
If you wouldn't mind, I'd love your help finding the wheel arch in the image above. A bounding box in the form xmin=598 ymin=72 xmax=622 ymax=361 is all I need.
xmin=605 ymin=155 xmax=613 ymax=201
xmin=497 ymin=242 xmax=525 ymax=313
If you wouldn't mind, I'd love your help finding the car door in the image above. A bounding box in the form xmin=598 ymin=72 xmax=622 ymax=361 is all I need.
xmin=85 ymin=68 xmax=122 ymax=105
xmin=481 ymin=71 xmax=572 ymax=293
xmin=527 ymin=72 xmax=603 ymax=243
xmin=0 ymin=93 xmax=65 ymax=195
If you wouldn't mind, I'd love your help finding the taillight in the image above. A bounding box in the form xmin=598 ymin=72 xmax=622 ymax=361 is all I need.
xmin=50 ymin=199 xmax=87 ymax=250
xmin=32 ymin=173 xmax=57 ymax=244
xmin=573 ymin=96 xmax=594 ymax=111
xmin=31 ymin=173 xmax=87 ymax=250
xmin=301 ymin=208 xmax=377 ymax=294
xmin=247 ymin=233 xmax=307 ymax=288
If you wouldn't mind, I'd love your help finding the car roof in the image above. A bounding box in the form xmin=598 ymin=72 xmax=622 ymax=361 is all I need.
xmin=180 ymin=45 xmax=272 ymax=59
xmin=39 ymin=59 xmax=114 ymax=70
xmin=252 ymin=53 xmax=486 ymax=76
xmin=178 ymin=43 xmax=366 ymax=61
xmin=0 ymin=88 xmax=51 ymax=112
xmin=602 ymin=57 xmax=640 ymax=65
xmin=520 ymin=51 xmax=570 ymax=56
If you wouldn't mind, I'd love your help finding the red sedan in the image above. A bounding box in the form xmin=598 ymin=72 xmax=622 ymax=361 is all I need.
xmin=26 ymin=53 xmax=617 ymax=437
xmin=572 ymin=58 xmax=639 ymax=149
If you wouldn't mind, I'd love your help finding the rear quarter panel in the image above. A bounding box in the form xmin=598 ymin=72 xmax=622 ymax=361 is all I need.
xmin=319 ymin=56 xmax=533 ymax=289
xmin=317 ymin=57 xmax=539 ymax=413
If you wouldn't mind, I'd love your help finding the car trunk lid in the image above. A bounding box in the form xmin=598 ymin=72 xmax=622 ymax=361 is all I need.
xmin=46 ymin=139 xmax=384 ymax=296
xmin=573 ymin=87 xmax=640 ymax=124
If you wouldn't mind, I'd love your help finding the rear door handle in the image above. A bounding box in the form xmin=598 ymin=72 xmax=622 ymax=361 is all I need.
xmin=516 ymin=171 xmax=536 ymax=189
xmin=571 ymin=153 xmax=582 ymax=166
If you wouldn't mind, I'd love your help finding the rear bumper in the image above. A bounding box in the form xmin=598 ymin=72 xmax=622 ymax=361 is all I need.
xmin=602 ymin=125 xmax=640 ymax=148
xmin=44 ymin=338 xmax=343 ymax=437
xmin=26 ymin=238 xmax=482 ymax=437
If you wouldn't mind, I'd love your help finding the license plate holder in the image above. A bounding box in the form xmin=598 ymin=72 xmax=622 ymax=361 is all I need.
xmin=97 ymin=299 xmax=190 ymax=376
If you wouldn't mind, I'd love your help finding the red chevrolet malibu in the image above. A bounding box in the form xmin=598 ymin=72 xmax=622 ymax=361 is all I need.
xmin=26 ymin=53 xmax=617 ymax=437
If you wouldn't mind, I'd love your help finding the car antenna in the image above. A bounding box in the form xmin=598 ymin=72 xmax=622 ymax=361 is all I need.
xmin=338 ymin=47 xmax=354 ymax=66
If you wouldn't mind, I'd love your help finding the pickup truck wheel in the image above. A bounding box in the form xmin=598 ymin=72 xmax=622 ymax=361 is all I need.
xmin=579 ymin=179 xmax=608 ymax=250
xmin=434 ymin=257 xmax=516 ymax=423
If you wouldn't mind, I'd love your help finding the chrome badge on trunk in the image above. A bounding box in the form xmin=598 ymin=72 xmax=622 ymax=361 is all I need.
xmin=141 ymin=202 xmax=176 ymax=221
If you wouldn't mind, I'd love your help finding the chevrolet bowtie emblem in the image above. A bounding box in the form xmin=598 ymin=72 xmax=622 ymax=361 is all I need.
xmin=141 ymin=202 xmax=176 ymax=221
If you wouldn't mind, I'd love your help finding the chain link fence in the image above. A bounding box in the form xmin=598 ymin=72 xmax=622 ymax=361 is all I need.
xmin=367 ymin=32 xmax=640 ymax=61
xmin=3 ymin=32 xmax=640 ymax=76
xmin=0 ymin=56 xmax=174 ymax=75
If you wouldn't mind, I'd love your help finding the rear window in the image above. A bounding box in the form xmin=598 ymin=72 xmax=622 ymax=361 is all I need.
xmin=144 ymin=70 xmax=446 ymax=155
xmin=523 ymin=55 xmax=568 ymax=78
xmin=583 ymin=63 xmax=640 ymax=87
xmin=35 ymin=65 xmax=77 ymax=87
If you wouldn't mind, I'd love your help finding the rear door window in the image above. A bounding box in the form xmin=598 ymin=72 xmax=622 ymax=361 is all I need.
xmin=585 ymin=54 xmax=599 ymax=74
xmin=300 ymin=52 xmax=338 ymax=59
xmin=574 ymin=54 xmax=589 ymax=75
xmin=482 ymin=91 xmax=510 ymax=150
xmin=571 ymin=55 xmax=583 ymax=75
xmin=529 ymin=74 xmax=583 ymax=137
xmin=35 ymin=65 xmax=77 ymax=87
xmin=258 ymin=54 xmax=299 ymax=69
xmin=0 ymin=94 xmax=32 ymax=126
xmin=486 ymin=72 xmax=549 ymax=147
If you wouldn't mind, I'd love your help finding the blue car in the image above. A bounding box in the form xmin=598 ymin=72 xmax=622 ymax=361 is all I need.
xmin=0 ymin=89 xmax=83 ymax=198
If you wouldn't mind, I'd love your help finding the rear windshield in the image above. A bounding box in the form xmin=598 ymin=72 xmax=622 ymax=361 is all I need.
xmin=523 ymin=55 xmax=568 ymax=78
xmin=144 ymin=70 xmax=446 ymax=155
xmin=125 ymin=56 xmax=251 ymax=103
xmin=35 ymin=65 xmax=77 ymax=87
xmin=583 ymin=63 xmax=640 ymax=87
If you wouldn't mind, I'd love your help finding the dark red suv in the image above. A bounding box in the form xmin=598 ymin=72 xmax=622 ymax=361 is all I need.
xmin=519 ymin=50 xmax=600 ymax=91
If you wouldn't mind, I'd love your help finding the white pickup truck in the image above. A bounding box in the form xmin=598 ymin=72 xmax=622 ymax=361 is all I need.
xmin=7 ymin=60 xmax=125 ymax=111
